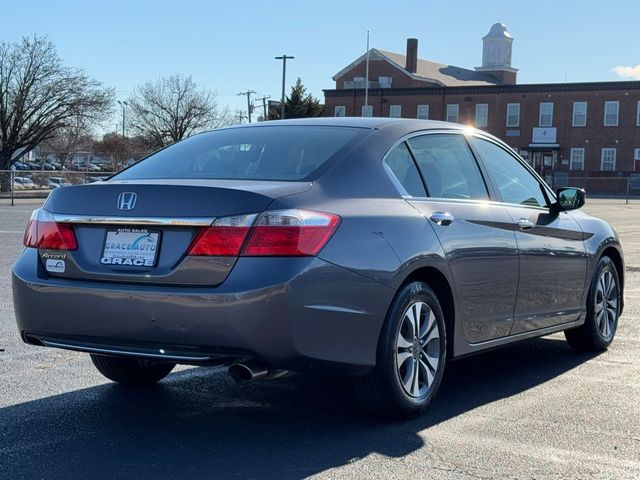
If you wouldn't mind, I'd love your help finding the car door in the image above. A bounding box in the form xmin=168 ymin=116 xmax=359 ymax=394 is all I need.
xmin=469 ymin=136 xmax=587 ymax=334
xmin=386 ymin=132 xmax=519 ymax=343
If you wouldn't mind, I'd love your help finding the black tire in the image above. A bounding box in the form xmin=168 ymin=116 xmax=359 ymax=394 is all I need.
xmin=353 ymin=281 xmax=447 ymax=417
xmin=565 ymin=256 xmax=621 ymax=351
xmin=90 ymin=354 xmax=176 ymax=385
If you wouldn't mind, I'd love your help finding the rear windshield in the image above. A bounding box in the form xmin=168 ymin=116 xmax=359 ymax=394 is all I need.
xmin=113 ymin=126 xmax=365 ymax=181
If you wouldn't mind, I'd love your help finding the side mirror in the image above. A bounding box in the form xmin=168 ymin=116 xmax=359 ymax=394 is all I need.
xmin=553 ymin=187 xmax=586 ymax=212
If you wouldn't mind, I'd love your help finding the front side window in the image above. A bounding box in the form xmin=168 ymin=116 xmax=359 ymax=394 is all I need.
xmin=539 ymin=102 xmax=553 ymax=127
xmin=383 ymin=143 xmax=426 ymax=197
xmin=446 ymin=104 xmax=459 ymax=123
xmin=572 ymin=102 xmax=587 ymax=127
xmin=114 ymin=126 xmax=365 ymax=182
xmin=361 ymin=105 xmax=373 ymax=117
xmin=389 ymin=105 xmax=402 ymax=118
xmin=408 ymin=134 xmax=488 ymax=200
xmin=506 ymin=103 xmax=520 ymax=127
xmin=604 ymin=101 xmax=619 ymax=126
xmin=417 ymin=104 xmax=429 ymax=120
xmin=475 ymin=104 xmax=489 ymax=128
xmin=601 ymin=148 xmax=616 ymax=171
xmin=471 ymin=137 xmax=548 ymax=208
xmin=570 ymin=148 xmax=585 ymax=171
xmin=334 ymin=106 xmax=346 ymax=117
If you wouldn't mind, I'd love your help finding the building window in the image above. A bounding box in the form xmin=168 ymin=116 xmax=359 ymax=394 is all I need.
xmin=417 ymin=104 xmax=429 ymax=120
xmin=506 ymin=103 xmax=520 ymax=127
xmin=389 ymin=105 xmax=402 ymax=118
xmin=378 ymin=76 xmax=392 ymax=88
xmin=634 ymin=148 xmax=640 ymax=161
xmin=361 ymin=105 xmax=373 ymax=117
xmin=570 ymin=148 xmax=585 ymax=171
xmin=601 ymin=148 xmax=616 ymax=171
xmin=539 ymin=102 xmax=553 ymax=127
xmin=446 ymin=104 xmax=459 ymax=123
xmin=334 ymin=106 xmax=346 ymax=117
xmin=475 ymin=104 xmax=488 ymax=128
xmin=604 ymin=101 xmax=619 ymax=126
xmin=572 ymin=102 xmax=587 ymax=127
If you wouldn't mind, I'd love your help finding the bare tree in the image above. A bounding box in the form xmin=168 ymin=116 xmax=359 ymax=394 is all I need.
xmin=0 ymin=35 xmax=113 ymax=184
xmin=40 ymin=117 xmax=93 ymax=169
xmin=127 ymin=74 xmax=232 ymax=149
xmin=93 ymin=133 xmax=152 ymax=171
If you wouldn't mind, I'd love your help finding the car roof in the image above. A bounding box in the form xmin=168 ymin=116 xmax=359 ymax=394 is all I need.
xmin=210 ymin=117 xmax=469 ymax=132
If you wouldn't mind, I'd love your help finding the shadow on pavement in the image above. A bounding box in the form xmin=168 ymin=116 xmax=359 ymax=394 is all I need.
xmin=0 ymin=336 xmax=599 ymax=479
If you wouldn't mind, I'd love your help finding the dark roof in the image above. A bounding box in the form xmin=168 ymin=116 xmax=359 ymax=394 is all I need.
xmin=333 ymin=49 xmax=502 ymax=87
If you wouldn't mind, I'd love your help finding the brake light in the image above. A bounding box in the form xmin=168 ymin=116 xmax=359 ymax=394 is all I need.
xmin=187 ymin=210 xmax=340 ymax=257
xmin=23 ymin=209 xmax=78 ymax=250
xmin=187 ymin=214 xmax=257 ymax=256
xmin=242 ymin=210 xmax=340 ymax=256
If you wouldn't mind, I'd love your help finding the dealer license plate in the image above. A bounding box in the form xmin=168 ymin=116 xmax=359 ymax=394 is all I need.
xmin=100 ymin=228 xmax=160 ymax=267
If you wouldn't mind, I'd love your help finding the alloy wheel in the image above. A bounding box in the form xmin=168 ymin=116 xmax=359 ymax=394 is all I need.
xmin=595 ymin=269 xmax=618 ymax=339
xmin=395 ymin=301 xmax=440 ymax=398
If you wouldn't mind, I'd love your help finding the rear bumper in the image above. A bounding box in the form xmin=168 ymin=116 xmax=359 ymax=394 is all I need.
xmin=12 ymin=248 xmax=394 ymax=374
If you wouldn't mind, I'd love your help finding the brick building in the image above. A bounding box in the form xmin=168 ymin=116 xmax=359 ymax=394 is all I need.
xmin=323 ymin=23 xmax=640 ymax=193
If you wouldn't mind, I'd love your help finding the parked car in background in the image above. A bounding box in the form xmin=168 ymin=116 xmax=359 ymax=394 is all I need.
xmin=47 ymin=177 xmax=71 ymax=189
xmin=12 ymin=118 xmax=625 ymax=417
xmin=11 ymin=161 xmax=30 ymax=171
xmin=13 ymin=177 xmax=37 ymax=189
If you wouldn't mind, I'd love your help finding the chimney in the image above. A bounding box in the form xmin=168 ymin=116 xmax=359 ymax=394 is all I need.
xmin=405 ymin=38 xmax=418 ymax=73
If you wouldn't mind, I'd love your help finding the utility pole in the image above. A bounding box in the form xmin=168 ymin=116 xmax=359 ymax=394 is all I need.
xmin=237 ymin=90 xmax=256 ymax=123
xmin=117 ymin=100 xmax=128 ymax=137
xmin=364 ymin=30 xmax=370 ymax=111
xmin=235 ymin=110 xmax=248 ymax=124
xmin=254 ymin=95 xmax=271 ymax=121
xmin=274 ymin=54 xmax=294 ymax=119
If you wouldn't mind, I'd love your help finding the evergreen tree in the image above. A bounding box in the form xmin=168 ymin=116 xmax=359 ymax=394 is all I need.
xmin=283 ymin=78 xmax=324 ymax=119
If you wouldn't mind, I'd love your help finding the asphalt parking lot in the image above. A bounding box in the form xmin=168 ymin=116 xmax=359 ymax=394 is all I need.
xmin=1 ymin=198 xmax=638 ymax=479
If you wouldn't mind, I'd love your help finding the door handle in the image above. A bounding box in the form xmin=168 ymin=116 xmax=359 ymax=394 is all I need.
xmin=517 ymin=218 xmax=535 ymax=230
xmin=430 ymin=212 xmax=454 ymax=226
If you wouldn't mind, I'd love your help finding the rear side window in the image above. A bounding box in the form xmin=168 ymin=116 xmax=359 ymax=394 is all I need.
xmin=114 ymin=126 xmax=364 ymax=181
xmin=407 ymin=134 xmax=488 ymax=200
xmin=471 ymin=137 xmax=548 ymax=208
xmin=383 ymin=143 xmax=427 ymax=197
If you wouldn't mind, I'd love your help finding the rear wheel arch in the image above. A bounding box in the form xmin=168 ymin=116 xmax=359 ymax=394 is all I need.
xmin=400 ymin=266 xmax=455 ymax=358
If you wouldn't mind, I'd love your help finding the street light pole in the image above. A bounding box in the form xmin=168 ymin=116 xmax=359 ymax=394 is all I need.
xmin=274 ymin=55 xmax=294 ymax=119
xmin=117 ymin=100 xmax=128 ymax=138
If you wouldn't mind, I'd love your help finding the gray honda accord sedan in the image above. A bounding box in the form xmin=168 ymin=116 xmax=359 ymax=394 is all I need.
xmin=12 ymin=118 xmax=624 ymax=416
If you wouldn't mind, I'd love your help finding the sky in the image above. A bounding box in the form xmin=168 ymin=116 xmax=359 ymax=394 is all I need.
xmin=1 ymin=0 xmax=639 ymax=130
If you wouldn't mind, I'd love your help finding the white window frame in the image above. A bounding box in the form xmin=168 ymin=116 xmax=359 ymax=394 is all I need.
xmin=389 ymin=105 xmax=402 ymax=118
xmin=539 ymin=102 xmax=554 ymax=127
xmin=506 ymin=103 xmax=520 ymax=127
xmin=572 ymin=102 xmax=587 ymax=127
xmin=334 ymin=106 xmax=346 ymax=117
xmin=475 ymin=103 xmax=488 ymax=128
xmin=569 ymin=148 xmax=585 ymax=171
xmin=361 ymin=105 xmax=373 ymax=117
xmin=601 ymin=148 xmax=617 ymax=171
xmin=634 ymin=148 xmax=640 ymax=161
xmin=604 ymin=101 xmax=619 ymax=126
xmin=417 ymin=104 xmax=429 ymax=120
xmin=446 ymin=104 xmax=459 ymax=123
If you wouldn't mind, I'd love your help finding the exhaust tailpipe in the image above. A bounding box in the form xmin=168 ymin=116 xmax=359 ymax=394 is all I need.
xmin=228 ymin=361 xmax=287 ymax=383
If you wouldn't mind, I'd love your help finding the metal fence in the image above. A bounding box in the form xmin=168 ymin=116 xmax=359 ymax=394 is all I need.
xmin=0 ymin=170 xmax=116 ymax=204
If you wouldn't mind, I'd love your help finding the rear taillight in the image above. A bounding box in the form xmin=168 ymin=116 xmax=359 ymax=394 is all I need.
xmin=187 ymin=214 xmax=257 ymax=256
xmin=187 ymin=210 xmax=340 ymax=257
xmin=243 ymin=210 xmax=340 ymax=256
xmin=23 ymin=209 xmax=78 ymax=250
